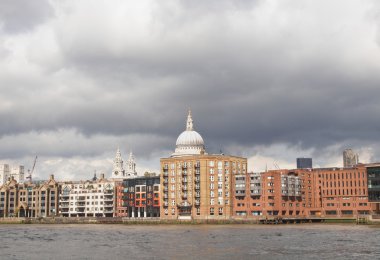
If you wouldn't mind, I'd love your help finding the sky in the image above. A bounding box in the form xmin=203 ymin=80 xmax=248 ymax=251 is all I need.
xmin=0 ymin=0 xmax=380 ymax=181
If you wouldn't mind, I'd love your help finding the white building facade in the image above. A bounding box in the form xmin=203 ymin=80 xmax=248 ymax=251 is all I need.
xmin=59 ymin=175 xmax=115 ymax=217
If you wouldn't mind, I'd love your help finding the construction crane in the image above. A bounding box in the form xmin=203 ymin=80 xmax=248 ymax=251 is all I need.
xmin=26 ymin=156 xmax=37 ymax=182
xmin=273 ymin=161 xmax=280 ymax=170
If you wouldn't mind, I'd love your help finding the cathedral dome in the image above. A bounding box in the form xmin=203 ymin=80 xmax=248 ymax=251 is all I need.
xmin=176 ymin=130 xmax=204 ymax=147
xmin=172 ymin=110 xmax=206 ymax=156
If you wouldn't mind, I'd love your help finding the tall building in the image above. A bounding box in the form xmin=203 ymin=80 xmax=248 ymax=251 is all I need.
xmin=296 ymin=158 xmax=312 ymax=169
xmin=343 ymin=149 xmax=359 ymax=167
xmin=0 ymin=164 xmax=10 ymax=186
xmin=160 ymin=110 xmax=247 ymax=220
xmin=0 ymin=164 xmax=24 ymax=185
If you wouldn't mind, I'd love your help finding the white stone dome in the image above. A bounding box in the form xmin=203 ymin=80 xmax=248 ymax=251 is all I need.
xmin=176 ymin=130 xmax=204 ymax=147
xmin=172 ymin=110 xmax=206 ymax=157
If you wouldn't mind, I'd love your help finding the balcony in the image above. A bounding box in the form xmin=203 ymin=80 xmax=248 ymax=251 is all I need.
xmin=195 ymin=170 xmax=200 ymax=175
xmin=162 ymin=171 xmax=168 ymax=177
xmin=164 ymin=194 xmax=168 ymax=199
xmin=182 ymin=178 xmax=188 ymax=183
xmin=195 ymin=185 xmax=200 ymax=190
xmin=163 ymin=179 xmax=168 ymax=184
xmin=250 ymin=188 xmax=261 ymax=194
xmin=195 ymin=193 xmax=200 ymax=198
xmin=195 ymin=200 xmax=200 ymax=206
xmin=164 ymin=187 xmax=168 ymax=192
xmin=194 ymin=163 xmax=200 ymax=168
xmin=164 ymin=201 xmax=169 ymax=207
xmin=235 ymin=190 xmax=246 ymax=197
xmin=182 ymin=171 xmax=187 ymax=176
xmin=182 ymin=194 xmax=188 ymax=199
xmin=60 ymin=203 xmax=69 ymax=208
xmin=182 ymin=186 xmax=188 ymax=191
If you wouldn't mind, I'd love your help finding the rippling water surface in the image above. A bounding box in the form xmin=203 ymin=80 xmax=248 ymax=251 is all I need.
xmin=0 ymin=224 xmax=379 ymax=259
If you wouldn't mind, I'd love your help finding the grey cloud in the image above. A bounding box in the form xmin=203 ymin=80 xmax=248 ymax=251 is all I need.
xmin=0 ymin=0 xmax=53 ymax=34
xmin=1 ymin=1 xmax=380 ymax=179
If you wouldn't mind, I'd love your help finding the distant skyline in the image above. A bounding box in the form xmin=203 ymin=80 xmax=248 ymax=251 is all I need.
xmin=0 ymin=0 xmax=379 ymax=180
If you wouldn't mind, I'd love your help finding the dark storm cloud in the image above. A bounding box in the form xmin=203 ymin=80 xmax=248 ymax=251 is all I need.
xmin=0 ymin=0 xmax=53 ymax=33
xmin=1 ymin=0 xmax=380 ymax=176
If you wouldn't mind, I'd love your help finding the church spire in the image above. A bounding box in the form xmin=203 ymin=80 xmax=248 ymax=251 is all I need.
xmin=125 ymin=150 xmax=137 ymax=178
xmin=186 ymin=109 xmax=194 ymax=131
xmin=112 ymin=147 xmax=124 ymax=178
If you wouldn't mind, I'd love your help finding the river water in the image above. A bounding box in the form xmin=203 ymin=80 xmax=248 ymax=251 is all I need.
xmin=0 ymin=224 xmax=379 ymax=259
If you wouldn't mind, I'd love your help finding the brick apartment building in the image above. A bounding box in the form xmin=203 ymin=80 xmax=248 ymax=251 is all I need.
xmin=160 ymin=110 xmax=247 ymax=220
xmin=232 ymin=164 xmax=379 ymax=219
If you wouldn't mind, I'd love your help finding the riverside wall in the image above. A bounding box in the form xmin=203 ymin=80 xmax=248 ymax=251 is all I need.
xmin=0 ymin=216 xmax=379 ymax=225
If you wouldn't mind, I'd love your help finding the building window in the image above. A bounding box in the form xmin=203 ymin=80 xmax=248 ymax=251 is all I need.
xmin=218 ymin=207 xmax=223 ymax=215
xmin=210 ymin=208 xmax=214 ymax=215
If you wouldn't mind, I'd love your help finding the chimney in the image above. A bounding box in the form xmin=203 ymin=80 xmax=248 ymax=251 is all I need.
xmin=50 ymin=174 xmax=54 ymax=180
xmin=100 ymin=173 xmax=105 ymax=180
